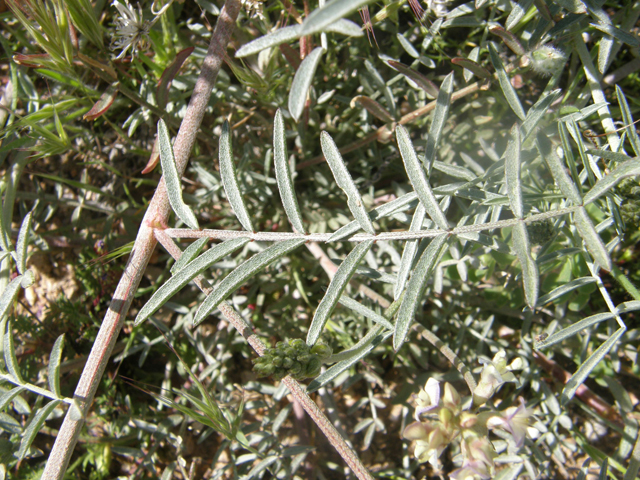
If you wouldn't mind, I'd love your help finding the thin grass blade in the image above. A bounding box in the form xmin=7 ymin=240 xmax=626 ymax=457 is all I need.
xmin=307 ymin=240 xmax=374 ymax=346
xmin=489 ymin=42 xmax=526 ymax=121
xmin=157 ymin=119 xmax=199 ymax=230
xmin=396 ymin=125 xmax=449 ymax=230
xmin=394 ymin=234 xmax=448 ymax=351
xmin=273 ymin=109 xmax=306 ymax=233
xmin=560 ymin=327 xmax=626 ymax=405
xmin=194 ymin=239 xmax=306 ymax=326
xmin=136 ymin=238 xmax=250 ymax=325
xmin=321 ymin=132 xmax=376 ymax=235
xmin=288 ymin=47 xmax=323 ymax=122
xmin=220 ymin=120 xmax=253 ymax=231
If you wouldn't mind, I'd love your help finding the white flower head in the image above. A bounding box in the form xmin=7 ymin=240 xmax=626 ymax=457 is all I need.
xmin=473 ymin=350 xmax=523 ymax=403
xmin=111 ymin=0 xmax=151 ymax=60
xmin=528 ymin=44 xmax=567 ymax=77
xmin=415 ymin=378 xmax=441 ymax=420
xmin=487 ymin=397 xmax=538 ymax=451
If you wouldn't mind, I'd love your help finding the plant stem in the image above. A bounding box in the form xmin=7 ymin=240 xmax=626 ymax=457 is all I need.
xmin=40 ymin=2 xmax=242 ymax=478
xmin=154 ymin=231 xmax=374 ymax=480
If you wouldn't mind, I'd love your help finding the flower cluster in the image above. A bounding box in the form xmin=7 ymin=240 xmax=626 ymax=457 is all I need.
xmin=252 ymin=339 xmax=332 ymax=381
xmin=111 ymin=0 xmax=151 ymax=60
xmin=618 ymin=177 xmax=640 ymax=229
xmin=527 ymin=44 xmax=567 ymax=77
xmin=403 ymin=351 xmax=537 ymax=479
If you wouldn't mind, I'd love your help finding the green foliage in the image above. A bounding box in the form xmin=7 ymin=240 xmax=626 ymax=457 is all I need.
xmin=2 ymin=0 xmax=640 ymax=478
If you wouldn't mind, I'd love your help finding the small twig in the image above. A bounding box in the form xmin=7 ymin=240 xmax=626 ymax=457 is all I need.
xmin=296 ymin=80 xmax=489 ymax=170
xmin=413 ymin=324 xmax=477 ymax=393
xmin=157 ymin=234 xmax=374 ymax=480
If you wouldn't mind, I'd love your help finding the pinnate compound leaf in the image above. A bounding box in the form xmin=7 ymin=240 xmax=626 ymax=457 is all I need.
xmin=395 ymin=203 xmax=426 ymax=300
xmin=394 ymin=234 xmax=448 ymax=351
xmin=395 ymin=125 xmax=448 ymax=230
xmin=512 ymin=222 xmax=538 ymax=308
xmin=274 ymin=109 xmax=306 ymax=233
xmin=157 ymin=119 xmax=199 ymax=230
xmin=337 ymin=296 xmax=394 ymax=330
xmin=288 ymin=47 xmax=323 ymax=122
xmin=220 ymin=120 xmax=253 ymax=232
xmin=301 ymin=0 xmax=374 ymax=36
xmin=424 ymin=72 xmax=454 ymax=171
xmin=307 ymin=240 xmax=374 ymax=346
xmin=504 ymin=125 xmax=523 ymax=218
xmin=15 ymin=211 xmax=32 ymax=275
xmin=194 ymin=239 xmax=306 ymax=326
xmin=307 ymin=326 xmax=390 ymax=393
xmin=17 ymin=399 xmax=62 ymax=461
xmin=573 ymin=207 xmax=612 ymax=271
xmin=560 ymin=327 xmax=626 ymax=406
xmin=4 ymin=320 xmax=24 ymax=384
xmin=136 ymin=238 xmax=250 ymax=325
xmin=536 ymin=133 xmax=582 ymax=205
xmin=321 ymin=132 xmax=376 ymax=235
xmin=583 ymin=158 xmax=640 ymax=205
xmin=48 ymin=335 xmax=65 ymax=397
xmin=171 ymin=238 xmax=209 ymax=275
xmin=489 ymin=43 xmax=526 ymax=121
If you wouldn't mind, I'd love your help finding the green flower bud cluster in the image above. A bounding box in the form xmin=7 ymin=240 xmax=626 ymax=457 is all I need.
xmin=252 ymin=339 xmax=333 ymax=381
xmin=526 ymin=219 xmax=555 ymax=245
xmin=617 ymin=178 xmax=640 ymax=230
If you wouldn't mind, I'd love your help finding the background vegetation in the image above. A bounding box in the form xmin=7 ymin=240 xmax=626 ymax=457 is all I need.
xmin=0 ymin=0 xmax=639 ymax=478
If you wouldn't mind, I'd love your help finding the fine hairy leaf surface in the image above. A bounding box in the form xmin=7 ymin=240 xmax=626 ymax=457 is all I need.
xmin=307 ymin=240 xmax=374 ymax=346
xmin=157 ymin=119 xmax=199 ymax=230
xmin=320 ymin=131 xmax=376 ymax=235
xmin=273 ymin=109 xmax=306 ymax=234
xmin=288 ymin=47 xmax=324 ymax=122
xmin=194 ymin=239 xmax=306 ymax=326
xmin=219 ymin=120 xmax=254 ymax=232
